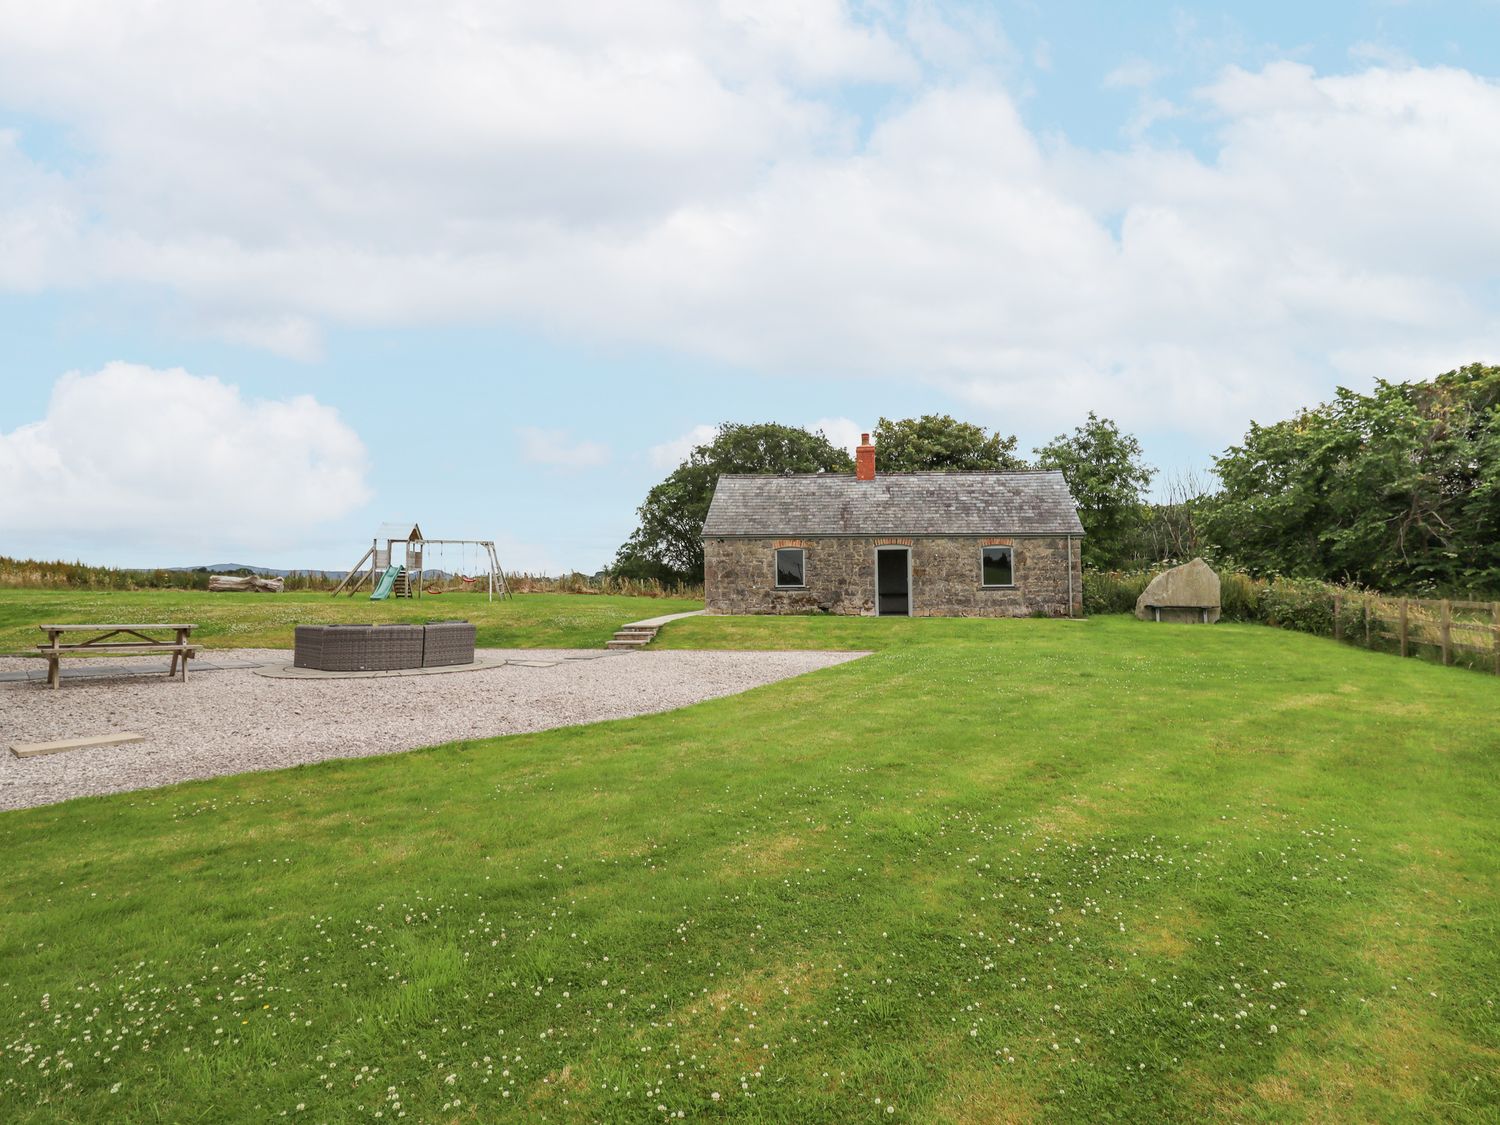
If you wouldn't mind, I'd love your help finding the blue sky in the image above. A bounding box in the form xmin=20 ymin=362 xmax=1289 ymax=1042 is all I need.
xmin=2 ymin=2 xmax=1498 ymax=572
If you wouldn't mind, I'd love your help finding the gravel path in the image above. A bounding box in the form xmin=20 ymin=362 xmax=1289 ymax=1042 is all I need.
xmin=0 ymin=648 xmax=865 ymax=811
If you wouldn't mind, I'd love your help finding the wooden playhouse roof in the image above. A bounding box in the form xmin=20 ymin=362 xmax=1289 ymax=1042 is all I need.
xmin=375 ymin=522 xmax=423 ymax=541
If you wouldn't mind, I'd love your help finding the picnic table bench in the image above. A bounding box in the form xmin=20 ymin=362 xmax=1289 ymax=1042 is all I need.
xmin=23 ymin=624 xmax=199 ymax=689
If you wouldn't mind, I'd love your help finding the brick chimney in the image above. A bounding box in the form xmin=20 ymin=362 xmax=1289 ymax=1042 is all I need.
xmin=855 ymin=432 xmax=876 ymax=481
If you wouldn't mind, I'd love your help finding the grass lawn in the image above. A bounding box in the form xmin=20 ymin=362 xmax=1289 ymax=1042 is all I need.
xmin=0 ymin=589 xmax=703 ymax=652
xmin=1 ymin=612 xmax=1497 ymax=1122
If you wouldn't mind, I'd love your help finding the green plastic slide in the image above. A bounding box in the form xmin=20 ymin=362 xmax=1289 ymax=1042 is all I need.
xmin=370 ymin=565 xmax=400 ymax=600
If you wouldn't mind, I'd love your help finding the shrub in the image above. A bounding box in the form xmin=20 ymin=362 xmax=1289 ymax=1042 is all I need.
xmin=1218 ymin=571 xmax=1265 ymax=622
xmin=1082 ymin=569 xmax=1152 ymax=616
xmin=1258 ymin=577 xmax=1337 ymax=635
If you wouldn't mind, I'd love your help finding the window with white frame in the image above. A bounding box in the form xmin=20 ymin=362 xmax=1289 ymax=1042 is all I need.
xmin=774 ymin=547 xmax=806 ymax=588
xmin=980 ymin=545 xmax=1014 ymax=587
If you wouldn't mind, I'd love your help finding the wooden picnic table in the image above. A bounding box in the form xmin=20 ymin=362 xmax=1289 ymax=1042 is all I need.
xmin=32 ymin=623 xmax=199 ymax=689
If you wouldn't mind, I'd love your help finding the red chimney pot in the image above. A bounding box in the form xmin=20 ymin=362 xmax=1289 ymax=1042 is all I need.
xmin=856 ymin=432 xmax=876 ymax=481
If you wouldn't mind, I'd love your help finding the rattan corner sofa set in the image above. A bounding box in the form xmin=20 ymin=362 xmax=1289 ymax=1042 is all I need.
xmin=293 ymin=621 xmax=476 ymax=672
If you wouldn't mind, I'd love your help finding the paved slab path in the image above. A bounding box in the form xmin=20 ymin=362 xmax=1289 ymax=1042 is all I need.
xmin=0 ymin=647 xmax=866 ymax=811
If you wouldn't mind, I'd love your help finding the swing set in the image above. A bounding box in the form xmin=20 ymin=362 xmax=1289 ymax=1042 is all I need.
xmin=331 ymin=523 xmax=511 ymax=601
xmin=420 ymin=540 xmax=488 ymax=595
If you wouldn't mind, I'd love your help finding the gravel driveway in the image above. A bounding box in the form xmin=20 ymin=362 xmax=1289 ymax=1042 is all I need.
xmin=0 ymin=648 xmax=865 ymax=811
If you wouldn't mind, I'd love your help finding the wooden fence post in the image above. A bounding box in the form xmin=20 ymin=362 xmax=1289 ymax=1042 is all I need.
xmin=1400 ymin=598 xmax=1409 ymax=658
xmin=1333 ymin=593 xmax=1342 ymax=642
xmin=1364 ymin=597 xmax=1372 ymax=648
xmin=1492 ymin=602 xmax=1499 ymax=677
xmin=1440 ymin=599 xmax=1452 ymax=666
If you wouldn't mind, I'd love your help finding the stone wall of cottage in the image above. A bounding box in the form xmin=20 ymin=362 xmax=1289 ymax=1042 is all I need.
xmin=702 ymin=535 xmax=1083 ymax=617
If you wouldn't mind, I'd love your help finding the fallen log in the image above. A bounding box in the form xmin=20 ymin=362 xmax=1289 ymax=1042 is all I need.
xmin=208 ymin=574 xmax=284 ymax=592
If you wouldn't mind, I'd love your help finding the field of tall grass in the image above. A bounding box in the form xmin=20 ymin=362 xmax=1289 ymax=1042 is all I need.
xmin=505 ymin=572 xmax=702 ymax=598
xmin=0 ymin=556 xmax=700 ymax=600
xmin=0 ymin=557 xmax=336 ymax=592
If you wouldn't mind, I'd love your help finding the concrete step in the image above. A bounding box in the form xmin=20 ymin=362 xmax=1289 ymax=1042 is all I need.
xmin=616 ymin=610 xmax=705 ymax=630
xmin=605 ymin=616 xmax=682 ymax=650
xmin=602 ymin=610 xmax=703 ymax=651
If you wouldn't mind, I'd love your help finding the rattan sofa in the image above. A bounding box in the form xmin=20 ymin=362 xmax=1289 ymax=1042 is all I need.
xmin=422 ymin=621 xmax=477 ymax=667
xmin=293 ymin=621 xmax=474 ymax=671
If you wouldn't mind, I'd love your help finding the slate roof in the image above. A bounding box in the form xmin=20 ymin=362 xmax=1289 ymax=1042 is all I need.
xmin=702 ymin=471 xmax=1085 ymax=538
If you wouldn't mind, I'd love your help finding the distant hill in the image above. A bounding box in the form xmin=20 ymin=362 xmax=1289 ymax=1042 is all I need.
xmin=172 ymin=564 xmax=351 ymax=578
xmin=176 ymin=564 xmax=462 ymax=580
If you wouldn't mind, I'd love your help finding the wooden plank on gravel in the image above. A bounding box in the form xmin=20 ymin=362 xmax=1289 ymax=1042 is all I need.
xmin=10 ymin=733 xmax=146 ymax=759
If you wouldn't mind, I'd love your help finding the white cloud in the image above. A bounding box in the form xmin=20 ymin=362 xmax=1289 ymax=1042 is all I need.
xmin=0 ymin=6 xmax=1497 ymax=443
xmin=648 ymin=424 xmax=720 ymax=469
xmin=647 ymin=417 xmax=862 ymax=469
xmin=0 ymin=129 xmax=82 ymax=290
xmin=517 ymin=427 xmax=611 ymax=470
xmin=0 ymin=363 xmax=370 ymax=553
xmin=203 ymin=313 xmax=324 ymax=362
xmin=1349 ymin=41 xmax=1415 ymax=70
xmin=1103 ymin=58 xmax=1164 ymax=89
xmin=484 ymin=533 xmax=568 ymax=578
xmin=809 ymin=416 xmax=865 ymax=456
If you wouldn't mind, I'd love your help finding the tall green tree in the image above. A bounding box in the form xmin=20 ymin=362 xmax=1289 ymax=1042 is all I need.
xmin=613 ymin=422 xmax=853 ymax=583
xmin=871 ymin=414 xmax=1027 ymax=471
xmin=1035 ymin=413 xmax=1155 ymax=569
xmin=1206 ymin=363 xmax=1500 ymax=591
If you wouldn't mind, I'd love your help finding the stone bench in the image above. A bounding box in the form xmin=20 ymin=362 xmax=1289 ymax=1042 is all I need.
xmin=1135 ymin=559 xmax=1222 ymax=624
xmin=1141 ymin=604 xmax=1214 ymax=624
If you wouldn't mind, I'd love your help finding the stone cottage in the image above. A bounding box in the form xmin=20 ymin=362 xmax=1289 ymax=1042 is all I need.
xmin=702 ymin=434 xmax=1085 ymax=617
